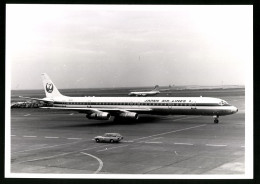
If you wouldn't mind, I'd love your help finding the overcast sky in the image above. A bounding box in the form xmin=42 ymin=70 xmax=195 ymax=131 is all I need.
xmin=7 ymin=5 xmax=252 ymax=90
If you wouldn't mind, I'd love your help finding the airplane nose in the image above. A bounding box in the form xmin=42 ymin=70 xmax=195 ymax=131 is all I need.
xmin=232 ymin=106 xmax=238 ymax=113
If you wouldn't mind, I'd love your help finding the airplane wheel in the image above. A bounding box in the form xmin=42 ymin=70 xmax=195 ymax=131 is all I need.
xmin=214 ymin=119 xmax=219 ymax=124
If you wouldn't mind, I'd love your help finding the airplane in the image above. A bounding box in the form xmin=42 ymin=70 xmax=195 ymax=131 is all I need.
xmin=20 ymin=73 xmax=238 ymax=124
xmin=128 ymin=85 xmax=160 ymax=96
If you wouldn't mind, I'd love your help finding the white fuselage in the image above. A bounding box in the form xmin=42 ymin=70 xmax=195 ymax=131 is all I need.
xmin=47 ymin=96 xmax=238 ymax=116
xmin=128 ymin=91 xmax=160 ymax=96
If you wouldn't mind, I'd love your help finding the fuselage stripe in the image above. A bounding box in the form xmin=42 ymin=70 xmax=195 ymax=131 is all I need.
xmin=53 ymin=101 xmax=230 ymax=107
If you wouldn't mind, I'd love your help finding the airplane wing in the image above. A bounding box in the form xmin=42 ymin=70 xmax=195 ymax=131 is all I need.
xmin=40 ymin=107 xmax=152 ymax=114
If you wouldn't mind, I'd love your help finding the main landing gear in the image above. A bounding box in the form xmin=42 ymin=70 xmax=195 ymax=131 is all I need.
xmin=213 ymin=115 xmax=219 ymax=124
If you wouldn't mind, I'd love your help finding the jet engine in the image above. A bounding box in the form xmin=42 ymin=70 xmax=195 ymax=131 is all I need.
xmin=86 ymin=112 xmax=111 ymax=120
xmin=119 ymin=112 xmax=139 ymax=120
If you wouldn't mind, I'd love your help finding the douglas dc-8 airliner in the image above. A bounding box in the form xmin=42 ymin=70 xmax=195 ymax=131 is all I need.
xmin=20 ymin=73 xmax=238 ymax=123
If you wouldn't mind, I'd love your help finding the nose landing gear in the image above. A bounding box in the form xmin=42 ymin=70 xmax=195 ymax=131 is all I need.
xmin=213 ymin=115 xmax=219 ymax=124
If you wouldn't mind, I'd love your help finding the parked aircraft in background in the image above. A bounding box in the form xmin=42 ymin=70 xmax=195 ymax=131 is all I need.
xmin=128 ymin=85 xmax=160 ymax=96
xmin=19 ymin=73 xmax=238 ymax=123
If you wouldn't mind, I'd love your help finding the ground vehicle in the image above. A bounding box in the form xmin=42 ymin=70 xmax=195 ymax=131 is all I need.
xmin=94 ymin=133 xmax=123 ymax=143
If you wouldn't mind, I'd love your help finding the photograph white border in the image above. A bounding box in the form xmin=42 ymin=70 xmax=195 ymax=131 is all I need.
xmin=5 ymin=4 xmax=253 ymax=179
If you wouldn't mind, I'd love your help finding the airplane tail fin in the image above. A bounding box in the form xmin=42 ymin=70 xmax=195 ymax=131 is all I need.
xmin=152 ymin=85 xmax=159 ymax=91
xmin=41 ymin=73 xmax=64 ymax=98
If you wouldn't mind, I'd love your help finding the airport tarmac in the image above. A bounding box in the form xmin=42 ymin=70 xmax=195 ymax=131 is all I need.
xmin=9 ymin=88 xmax=245 ymax=176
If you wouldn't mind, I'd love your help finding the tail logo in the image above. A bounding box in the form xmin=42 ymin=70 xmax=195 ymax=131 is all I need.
xmin=46 ymin=83 xmax=54 ymax=93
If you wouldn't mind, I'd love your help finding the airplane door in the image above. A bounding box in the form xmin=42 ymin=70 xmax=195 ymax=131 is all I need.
xmin=61 ymin=101 xmax=66 ymax=107
xmin=191 ymin=101 xmax=196 ymax=109
xmin=87 ymin=100 xmax=91 ymax=108
xmin=168 ymin=102 xmax=173 ymax=109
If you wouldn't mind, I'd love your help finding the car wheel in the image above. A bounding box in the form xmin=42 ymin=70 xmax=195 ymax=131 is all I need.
xmin=110 ymin=139 xmax=114 ymax=143
xmin=96 ymin=139 xmax=100 ymax=143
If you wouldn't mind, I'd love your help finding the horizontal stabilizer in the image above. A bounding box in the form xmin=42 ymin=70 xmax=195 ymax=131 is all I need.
xmin=19 ymin=96 xmax=53 ymax=102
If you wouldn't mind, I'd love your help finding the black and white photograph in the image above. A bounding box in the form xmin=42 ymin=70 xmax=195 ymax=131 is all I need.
xmin=5 ymin=5 xmax=253 ymax=179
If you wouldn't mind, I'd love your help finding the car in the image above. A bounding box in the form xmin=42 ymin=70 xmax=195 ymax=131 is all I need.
xmin=94 ymin=133 xmax=123 ymax=143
